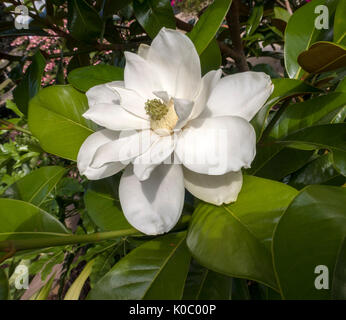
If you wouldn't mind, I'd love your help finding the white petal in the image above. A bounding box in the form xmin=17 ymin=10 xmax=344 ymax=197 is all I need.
xmin=183 ymin=167 xmax=243 ymax=205
xmin=119 ymin=164 xmax=185 ymax=235
xmin=86 ymin=81 xmax=124 ymax=107
xmin=138 ymin=44 xmax=150 ymax=59
xmin=133 ymin=135 xmax=176 ymax=181
xmin=90 ymin=130 xmax=157 ymax=168
xmin=111 ymin=86 xmax=149 ymax=119
xmin=175 ymin=116 xmax=256 ymax=175
xmin=77 ymin=129 xmax=126 ymax=180
xmin=190 ymin=69 xmax=222 ymax=120
xmin=202 ymin=71 xmax=274 ymax=121
xmin=153 ymin=91 xmax=170 ymax=104
xmin=174 ymin=98 xmax=194 ymax=129
xmin=124 ymin=51 xmax=162 ymax=98
xmin=147 ymin=28 xmax=202 ymax=100
xmin=83 ymin=103 xmax=150 ymax=131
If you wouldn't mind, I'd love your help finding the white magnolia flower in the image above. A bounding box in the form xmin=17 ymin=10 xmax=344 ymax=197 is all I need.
xmin=77 ymin=28 xmax=273 ymax=235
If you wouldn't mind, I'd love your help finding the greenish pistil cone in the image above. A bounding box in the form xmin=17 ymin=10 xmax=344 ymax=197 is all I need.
xmin=145 ymin=99 xmax=168 ymax=121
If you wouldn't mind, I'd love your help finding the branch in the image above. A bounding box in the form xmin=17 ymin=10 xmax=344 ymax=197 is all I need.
xmin=0 ymin=51 xmax=22 ymax=62
xmin=284 ymin=0 xmax=293 ymax=15
xmin=175 ymin=17 xmax=193 ymax=32
xmin=0 ymin=215 xmax=191 ymax=252
xmin=0 ymin=119 xmax=31 ymax=135
xmin=226 ymin=0 xmax=249 ymax=71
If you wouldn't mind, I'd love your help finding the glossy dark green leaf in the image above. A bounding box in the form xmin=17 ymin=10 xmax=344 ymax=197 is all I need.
xmin=250 ymin=147 xmax=313 ymax=181
xmin=298 ymin=41 xmax=346 ymax=74
xmin=88 ymin=232 xmax=191 ymax=299
xmin=334 ymin=0 xmax=346 ymax=45
xmin=67 ymin=0 xmax=102 ymax=42
xmin=133 ymin=0 xmax=176 ymax=39
xmin=284 ymin=0 xmax=338 ymax=79
xmin=251 ymin=78 xmax=320 ymax=139
xmin=331 ymin=237 xmax=346 ymax=299
xmin=273 ymin=185 xmax=346 ymax=299
xmin=0 ymin=198 xmax=69 ymax=243
xmin=246 ymin=5 xmax=263 ymax=36
xmin=28 ymin=85 xmax=96 ymax=161
xmin=102 ymin=0 xmax=131 ymax=18
xmin=13 ymin=51 xmax=45 ymax=116
xmin=183 ymin=260 xmax=232 ymax=300
xmin=84 ymin=176 xmax=131 ymax=231
xmin=289 ymin=153 xmax=344 ymax=189
xmin=269 ymin=93 xmax=346 ymax=139
xmin=333 ymin=149 xmax=346 ymax=177
xmin=4 ymin=166 xmax=66 ymax=207
xmin=281 ymin=123 xmax=346 ymax=152
xmin=67 ymin=64 xmax=124 ymax=92
xmin=187 ymin=175 xmax=298 ymax=289
xmin=188 ymin=0 xmax=232 ymax=55
xmin=336 ymin=77 xmax=346 ymax=93
xmin=199 ymin=39 xmax=221 ymax=76
xmin=251 ymin=93 xmax=346 ymax=178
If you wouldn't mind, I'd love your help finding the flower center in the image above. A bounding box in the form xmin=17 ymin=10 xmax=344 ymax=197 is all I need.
xmin=145 ymin=98 xmax=178 ymax=135
xmin=145 ymin=99 xmax=168 ymax=121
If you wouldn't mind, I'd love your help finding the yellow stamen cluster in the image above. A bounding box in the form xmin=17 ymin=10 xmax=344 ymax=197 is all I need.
xmin=145 ymin=99 xmax=169 ymax=121
xmin=145 ymin=98 xmax=178 ymax=135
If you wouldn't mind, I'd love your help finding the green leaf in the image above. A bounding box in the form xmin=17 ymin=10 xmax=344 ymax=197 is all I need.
xmin=246 ymin=5 xmax=263 ymax=36
xmin=65 ymin=259 xmax=95 ymax=300
xmin=188 ymin=0 xmax=232 ymax=55
xmin=334 ymin=0 xmax=346 ymax=45
xmin=272 ymin=185 xmax=346 ymax=299
xmin=84 ymin=176 xmax=132 ymax=231
xmin=5 ymin=100 xmax=24 ymax=118
xmin=298 ymin=42 xmax=346 ymax=74
xmin=183 ymin=261 xmax=232 ymax=300
xmin=250 ymin=147 xmax=314 ymax=181
xmin=336 ymin=77 xmax=346 ymax=92
xmin=284 ymin=0 xmax=338 ymax=79
xmin=0 ymin=269 xmax=9 ymax=300
xmin=251 ymin=78 xmax=321 ymax=139
xmin=102 ymin=0 xmax=132 ymax=18
xmin=28 ymin=85 xmax=96 ymax=161
xmin=56 ymin=177 xmax=84 ymax=197
xmin=34 ymin=272 xmax=56 ymax=300
xmin=289 ymin=153 xmax=344 ymax=189
xmin=0 ymin=198 xmax=69 ymax=243
xmin=13 ymin=51 xmax=45 ymax=116
xmin=67 ymin=0 xmax=102 ymax=42
xmin=251 ymin=94 xmax=346 ymax=178
xmin=269 ymin=93 xmax=346 ymax=139
xmin=133 ymin=0 xmax=176 ymax=39
xmin=187 ymin=175 xmax=298 ymax=290
xmin=4 ymin=166 xmax=66 ymax=207
xmin=332 ymin=237 xmax=346 ymax=299
xmin=88 ymin=232 xmax=191 ymax=299
xmin=280 ymin=123 xmax=346 ymax=152
xmin=199 ymin=39 xmax=222 ymax=76
xmin=332 ymin=149 xmax=346 ymax=177
xmin=251 ymin=123 xmax=346 ymax=179
xmin=67 ymin=64 xmax=124 ymax=92
xmin=273 ymin=6 xmax=290 ymax=23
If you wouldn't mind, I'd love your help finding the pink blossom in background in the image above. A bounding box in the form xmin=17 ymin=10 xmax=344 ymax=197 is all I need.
xmin=170 ymin=0 xmax=182 ymax=6
xmin=10 ymin=17 xmax=113 ymax=86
